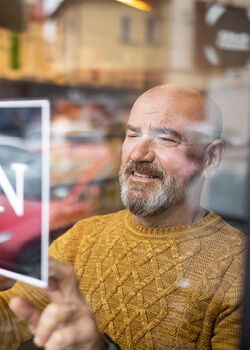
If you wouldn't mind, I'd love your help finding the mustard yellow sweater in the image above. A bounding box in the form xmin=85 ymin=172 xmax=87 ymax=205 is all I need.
xmin=0 ymin=210 xmax=246 ymax=350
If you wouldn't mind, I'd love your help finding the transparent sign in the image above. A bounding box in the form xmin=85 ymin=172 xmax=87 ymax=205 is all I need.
xmin=0 ymin=100 xmax=50 ymax=288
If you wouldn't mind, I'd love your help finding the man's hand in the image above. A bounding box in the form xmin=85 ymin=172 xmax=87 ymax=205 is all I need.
xmin=9 ymin=259 xmax=106 ymax=350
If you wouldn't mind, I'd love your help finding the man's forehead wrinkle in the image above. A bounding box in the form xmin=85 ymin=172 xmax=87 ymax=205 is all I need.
xmin=126 ymin=124 xmax=140 ymax=132
xmin=136 ymin=99 xmax=203 ymax=125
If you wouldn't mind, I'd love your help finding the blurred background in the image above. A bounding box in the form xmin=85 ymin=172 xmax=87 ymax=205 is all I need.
xmin=0 ymin=0 xmax=250 ymax=347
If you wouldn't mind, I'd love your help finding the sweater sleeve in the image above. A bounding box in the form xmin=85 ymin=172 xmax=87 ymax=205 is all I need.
xmin=0 ymin=280 xmax=49 ymax=349
xmin=211 ymin=266 xmax=244 ymax=350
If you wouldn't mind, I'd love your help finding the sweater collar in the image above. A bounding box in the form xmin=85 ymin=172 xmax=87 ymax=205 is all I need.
xmin=124 ymin=210 xmax=225 ymax=241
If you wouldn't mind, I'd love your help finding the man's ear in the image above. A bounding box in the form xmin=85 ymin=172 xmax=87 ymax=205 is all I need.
xmin=202 ymin=139 xmax=226 ymax=179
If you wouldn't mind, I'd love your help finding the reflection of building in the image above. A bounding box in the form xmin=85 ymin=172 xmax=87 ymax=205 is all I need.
xmin=1 ymin=0 xmax=250 ymax=91
xmin=47 ymin=0 xmax=169 ymax=89
xmin=0 ymin=0 xmax=169 ymax=89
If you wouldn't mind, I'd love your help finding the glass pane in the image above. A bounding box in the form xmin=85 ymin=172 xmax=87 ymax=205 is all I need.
xmin=0 ymin=0 xmax=249 ymax=349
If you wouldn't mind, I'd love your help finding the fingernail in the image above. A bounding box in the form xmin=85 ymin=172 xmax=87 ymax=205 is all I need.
xmin=33 ymin=336 xmax=42 ymax=346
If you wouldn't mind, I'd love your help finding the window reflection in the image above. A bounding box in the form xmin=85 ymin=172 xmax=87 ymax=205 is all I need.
xmin=0 ymin=0 xmax=249 ymax=349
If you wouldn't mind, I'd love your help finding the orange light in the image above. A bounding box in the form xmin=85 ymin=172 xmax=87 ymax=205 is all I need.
xmin=115 ymin=0 xmax=152 ymax=12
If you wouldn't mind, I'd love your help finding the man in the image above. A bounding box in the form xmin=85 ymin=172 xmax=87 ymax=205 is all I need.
xmin=0 ymin=84 xmax=246 ymax=349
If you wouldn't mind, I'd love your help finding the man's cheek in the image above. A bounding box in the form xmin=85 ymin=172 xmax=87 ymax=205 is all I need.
xmin=179 ymin=147 xmax=204 ymax=172
xmin=166 ymin=156 xmax=201 ymax=178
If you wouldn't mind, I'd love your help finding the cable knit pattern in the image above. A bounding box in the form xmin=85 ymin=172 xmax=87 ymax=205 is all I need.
xmin=50 ymin=210 xmax=246 ymax=349
xmin=0 ymin=209 xmax=246 ymax=349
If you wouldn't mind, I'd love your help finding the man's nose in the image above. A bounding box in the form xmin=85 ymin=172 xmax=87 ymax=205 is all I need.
xmin=130 ymin=139 xmax=155 ymax=163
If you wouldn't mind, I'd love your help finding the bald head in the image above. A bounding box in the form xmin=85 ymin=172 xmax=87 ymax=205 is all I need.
xmin=132 ymin=84 xmax=223 ymax=146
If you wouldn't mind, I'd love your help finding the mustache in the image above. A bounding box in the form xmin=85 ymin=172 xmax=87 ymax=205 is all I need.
xmin=121 ymin=160 xmax=166 ymax=180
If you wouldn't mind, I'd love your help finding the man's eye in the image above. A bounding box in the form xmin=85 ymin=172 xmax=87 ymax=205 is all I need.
xmin=159 ymin=137 xmax=176 ymax=143
xmin=127 ymin=134 xmax=138 ymax=138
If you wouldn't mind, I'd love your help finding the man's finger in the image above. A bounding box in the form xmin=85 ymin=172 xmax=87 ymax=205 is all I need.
xmin=33 ymin=302 xmax=79 ymax=347
xmin=39 ymin=318 xmax=105 ymax=350
xmin=9 ymin=296 xmax=42 ymax=333
xmin=47 ymin=259 xmax=82 ymax=303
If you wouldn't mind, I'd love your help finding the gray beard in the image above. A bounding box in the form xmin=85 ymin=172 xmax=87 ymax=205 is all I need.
xmin=119 ymin=160 xmax=202 ymax=218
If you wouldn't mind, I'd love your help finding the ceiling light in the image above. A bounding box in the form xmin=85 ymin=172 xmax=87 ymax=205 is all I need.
xmin=115 ymin=0 xmax=152 ymax=12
